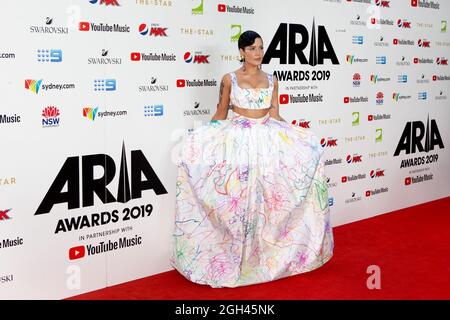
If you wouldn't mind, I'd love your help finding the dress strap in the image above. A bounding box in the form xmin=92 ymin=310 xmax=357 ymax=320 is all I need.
xmin=267 ymin=73 xmax=274 ymax=88
xmin=229 ymin=72 xmax=237 ymax=87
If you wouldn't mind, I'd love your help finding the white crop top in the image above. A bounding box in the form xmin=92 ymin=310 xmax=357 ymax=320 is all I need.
xmin=229 ymin=72 xmax=274 ymax=110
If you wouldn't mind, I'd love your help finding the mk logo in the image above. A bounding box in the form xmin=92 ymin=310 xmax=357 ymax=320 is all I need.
xmin=193 ymin=55 xmax=209 ymax=63
xmin=0 ymin=209 xmax=11 ymax=220
xmin=150 ymin=27 xmax=168 ymax=36
xmin=90 ymin=0 xmax=120 ymax=6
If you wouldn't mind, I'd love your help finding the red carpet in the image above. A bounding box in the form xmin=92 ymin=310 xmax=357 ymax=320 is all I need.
xmin=70 ymin=196 xmax=450 ymax=300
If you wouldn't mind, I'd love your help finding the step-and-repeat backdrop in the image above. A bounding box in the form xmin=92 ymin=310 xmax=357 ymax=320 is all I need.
xmin=1 ymin=0 xmax=449 ymax=299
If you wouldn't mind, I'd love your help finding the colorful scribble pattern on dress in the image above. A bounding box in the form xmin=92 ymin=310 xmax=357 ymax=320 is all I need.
xmin=171 ymin=86 xmax=334 ymax=288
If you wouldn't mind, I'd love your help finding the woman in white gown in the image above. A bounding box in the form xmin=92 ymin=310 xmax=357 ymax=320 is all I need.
xmin=171 ymin=30 xmax=334 ymax=288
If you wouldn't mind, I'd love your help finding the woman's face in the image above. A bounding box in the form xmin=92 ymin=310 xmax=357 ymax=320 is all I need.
xmin=240 ymin=37 xmax=264 ymax=66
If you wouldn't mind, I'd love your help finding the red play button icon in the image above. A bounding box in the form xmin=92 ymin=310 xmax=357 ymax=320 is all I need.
xmin=69 ymin=246 xmax=85 ymax=260
xmin=411 ymin=0 xmax=418 ymax=7
xmin=176 ymin=79 xmax=186 ymax=87
xmin=368 ymin=115 xmax=373 ymax=121
xmin=414 ymin=57 xmax=418 ymax=64
xmin=393 ymin=38 xmax=398 ymax=45
xmin=366 ymin=190 xmax=371 ymax=197
xmin=433 ymin=75 xmax=437 ymax=81
xmin=405 ymin=177 xmax=411 ymax=185
xmin=344 ymin=97 xmax=350 ymax=103
xmin=341 ymin=176 xmax=347 ymax=183
xmin=131 ymin=52 xmax=141 ymax=61
xmin=218 ymin=4 xmax=226 ymax=12
xmin=279 ymin=94 xmax=289 ymax=104
xmin=79 ymin=22 xmax=90 ymax=31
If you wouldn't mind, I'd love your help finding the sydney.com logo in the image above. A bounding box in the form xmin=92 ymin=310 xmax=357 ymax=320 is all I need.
xmin=25 ymin=79 xmax=75 ymax=94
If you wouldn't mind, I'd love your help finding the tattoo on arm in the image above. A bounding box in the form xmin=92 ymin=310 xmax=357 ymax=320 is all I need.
xmin=219 ymin=80 xmax=224 ymax=101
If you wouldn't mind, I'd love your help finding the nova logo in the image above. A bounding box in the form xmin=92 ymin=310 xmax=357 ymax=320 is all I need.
xmin=25 ymin=79 xmax=42 ymax=94
xmin=346 ymin=154 xmax=362 ymax=163
xmin=138 ymin=23 xmax=168 ymax=37
xmin=0 ymin=209 xmax=11 ymax=221
xmin=83 ymin=107 xmax=98 ymax=121
xmin=42 ymin=106 xmax=60 ymax=127
xmin=418 ymin=39 xmax=430 ymax=47
xmin=230 ymin=24 xmax=242 ymax=42
xmin=184 ymin=52 xmax=209 ymax=64
xmin=376 ymin=56 xmax=386 ymax=64
xmin=37 ymin=49 xmax=62 ymax=62
xmin=320 ymin=138 xmax=338 ymax=147
xmin=397 ymin=19 xmax=411 ymax=28
xmin=394 ymin=115 xmax=444 ymax=156
xmin=352 ymin=112 xmax=359 ymax=126
xmin=262 ymin=19 xmax=339 ymax=66
xmin=192 ymin=0 xmax=204 ymax=15
xmin=376 ymin=128 xmax=383 ymax=143
xmin=370 ymin=169 xmax=385 ymax=178
xmin=144 ymin=105 xmax=164 ymax=117
xmin=375 ymin=0 xmax=390 ymax=7
xmin=34 ymin=143 xmax=168 ymax=215
xmin=352 ymin=36 xmax=363 ymax=44
xmin=89 ymin=0 xmax=120 ymax=5
xmin=436 ymin=57 xmax=448 ymax=65
xmin=94 ymin=79 xmax=116 ymax=91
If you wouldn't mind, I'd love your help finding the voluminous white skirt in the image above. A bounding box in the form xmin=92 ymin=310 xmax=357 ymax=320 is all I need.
xmin=171 ymin=111 xmax=334 ymax=288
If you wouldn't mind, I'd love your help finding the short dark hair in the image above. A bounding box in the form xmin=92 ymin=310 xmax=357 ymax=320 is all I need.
xmin=238 ymin=30 xmax=262 ymax=62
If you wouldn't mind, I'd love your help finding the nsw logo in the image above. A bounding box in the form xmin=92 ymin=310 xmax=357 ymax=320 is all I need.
xmin=42 ymin=106 xmax=60 ymax=127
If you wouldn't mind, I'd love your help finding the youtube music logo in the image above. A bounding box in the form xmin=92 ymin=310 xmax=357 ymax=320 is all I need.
xmin=69 ymin=246 xmax=85 ymax=260
xmin=79 ymin=22 xmax=90 ymax=31
xmin=131 ymin=52 xmax=141 ymax=61
xmin=279 ymin=94 xmax=289 ymax=104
